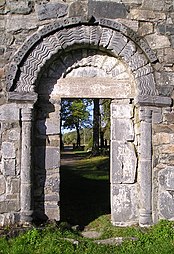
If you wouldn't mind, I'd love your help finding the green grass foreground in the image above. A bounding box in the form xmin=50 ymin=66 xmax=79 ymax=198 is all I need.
xmin=0 ymin=219 xmax=174 ymax=254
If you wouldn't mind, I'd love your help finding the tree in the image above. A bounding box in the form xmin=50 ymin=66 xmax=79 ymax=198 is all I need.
xmin=100 ymin=99 xmax=111 ymax=146
xmin=92 ymin=98 xmax=111 ymax=155
xmin=61 ymin=99 xmax=91 ymax=148
xmin=92 ymin=98 xmax=100 ymax=155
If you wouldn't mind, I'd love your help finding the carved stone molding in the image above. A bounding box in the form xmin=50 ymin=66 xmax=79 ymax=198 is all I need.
xmin=139 ymin=107 xmax=153 ymax=226
xmin=6 ymin=16 xmax=158 ymax=98
xmin=20 ymin=107 xmax=33 ymax=224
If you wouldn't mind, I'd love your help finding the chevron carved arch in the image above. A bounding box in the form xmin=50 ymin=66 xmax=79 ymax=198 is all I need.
xmin=7 ymin=16 xmax=158 ymax=97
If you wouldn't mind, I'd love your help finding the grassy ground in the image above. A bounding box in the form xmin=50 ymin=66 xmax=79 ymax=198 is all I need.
xmin=60 ymin=151 xmax=110 ymax=226
xmin=0 ymin=219 xmax=174 ymax=254
xmin=0 ymin=152 xmax=174 ymax=253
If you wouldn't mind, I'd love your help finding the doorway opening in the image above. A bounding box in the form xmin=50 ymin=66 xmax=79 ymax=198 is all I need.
xmin=60 ymin=98 xmax=111 ymax=227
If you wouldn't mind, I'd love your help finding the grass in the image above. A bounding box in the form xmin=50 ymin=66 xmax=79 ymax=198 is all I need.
xmin=0 ymin=219 xmax=174 ymax=254
xmin=60 ymin=152 xmax=110 ymax=226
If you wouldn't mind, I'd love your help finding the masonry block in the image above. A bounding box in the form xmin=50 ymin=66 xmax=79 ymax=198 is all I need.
xmin=111 ymin=141 xmax=137 ymax=183
xmin=2 ymin=158 xmax=16 ymax=176
xmin=88 ymin=1 xmax=127 ymax=19
xmin=111 ymin=184 xmax=138 ymax=225
xmin=2 ymin=142 xmax=15 ymax=159
xmin=36 ymin=2 xmax=68 ymax=21
xmin=35 ymin=146 xmax=60 ymax=170
xmin=0 ymin=175 xmax=6 ymax=195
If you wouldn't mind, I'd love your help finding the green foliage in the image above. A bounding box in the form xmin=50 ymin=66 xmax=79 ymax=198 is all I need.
xmin=0 ymin=220 xmax=174 ymax=254
xmin=61 ymin=99 xmax=91 ymax=131
xmin=63 ymin=128 xmax=93 ymax=146
xmin=61 ymin=99 xmax=92 ymax=147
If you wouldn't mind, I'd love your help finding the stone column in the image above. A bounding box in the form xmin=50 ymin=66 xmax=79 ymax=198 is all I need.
xmin=20 ymin=107 xmax=33 ymax=224
xmin=139 ymin=107 xmax=153 ymax=226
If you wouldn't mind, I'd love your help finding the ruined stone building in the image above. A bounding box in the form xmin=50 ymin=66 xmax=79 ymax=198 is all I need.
xmin=0 ymin=0 xmax=174 ymax=226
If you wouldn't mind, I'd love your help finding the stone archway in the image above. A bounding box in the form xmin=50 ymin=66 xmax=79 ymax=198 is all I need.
xmin=7 ymin=16 xmax=171 ymax=226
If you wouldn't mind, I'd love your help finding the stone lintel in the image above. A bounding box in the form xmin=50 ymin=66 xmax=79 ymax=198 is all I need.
xmin=135 ymin=95 xmax=172 ymax=107
xmin=8 ymin=92 xmax=38 ymax=103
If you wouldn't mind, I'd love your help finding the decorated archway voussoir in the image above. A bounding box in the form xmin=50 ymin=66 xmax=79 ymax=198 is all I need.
xmin=7 ymin=16 xmax=158 ymax=93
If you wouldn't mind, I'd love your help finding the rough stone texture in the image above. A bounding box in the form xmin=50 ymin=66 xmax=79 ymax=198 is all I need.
xmin=69 ymin=0 xmax=87 ymax=17
xmin=158 ymin=167 xmax=174 ymax=219
xmin=88 ymin=1 xmax=127 ymax=19
xmin=0 ymin=104 xmax=19 ymax=121
xmin=130 ymin=9 xmax=166 ymax=21
xmin=0 ymin=0 xmax=174 ymax=227
xmin=142 ymin=0 xmax=173 ymax=11
xmin=139 ymin=22 xmax=153 ymax=36
xmin=145 ymin=34 xmax=171 ymax=50
xmin=6 ymin=0 xmax=32 ymax=14
xmin=6 ymin=14 xmax=38 ymax=33
xmin=0 ymin=176 xmax=6 ymax=195
xmin=2 ymin=158 xmax=16 ymax=176
xmin=35 ymin=147 xmax=60 ymax=170
xmin=111 ymin=184 xmax=138 ymax=226
xmin=2 ymin=142 xmax=15 ymax=159
xmin=35 ymin=2 xmax=68 ymax=21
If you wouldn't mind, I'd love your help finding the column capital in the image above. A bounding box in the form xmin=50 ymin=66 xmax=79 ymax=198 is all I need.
xmin=139 ymin=107 xmax=152 ymax=122
xmin=21 ymin=107 xmax=33 ymax=122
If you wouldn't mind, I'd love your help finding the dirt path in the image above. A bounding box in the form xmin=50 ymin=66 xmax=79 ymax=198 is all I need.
xmin=60 ymin=150 xmax=88 ymax=166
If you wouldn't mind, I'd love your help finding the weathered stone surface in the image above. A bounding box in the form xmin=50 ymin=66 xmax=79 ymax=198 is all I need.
xmin=0 ymin=212 xmax=20 ymax=226
xmin=158 ymin=24 xmax=174 ymax=36
xmin=111 ymin=184 xmax=138 ymax=225
xmin=1 ymin=1 xmax=174 ymax=227
xmin=0 ymin=175 xmax=6 ymax=195
xmin=158 ymin=167 xmax=174 ymax=190
xmin=152 ymin=109 xmax=163 ymax=124
xmin=111 ymin=141 xmax=137 ymax=183
xmin=112 ymin=103 xmax=133 ymax=119
xmin=116 ymin=19 xmax=138 ymax=32
xmin=164 ymin=113 xmax=174 ymax=123
xmin=112 ymin=119 xmax=134 ymax=141
xmin=8 ymin=129 xmax=20 ymax=141
xmin=0 ymin=68 xmax=4 ymax=78
xmin=6 ymin=14 xmax=38 ymax=33
xmin=159 ymin=192 xmax=174 ymax=219
xmin=0 ymin=0 xmax=5 ymax=7
xmin=45 ymin=174 xmax=59 ymax=193
xmin=145 ymin=33 xmax=170 ymax=50
xmin=2 ymin=142 xmax=15 ymax=159
xmin=35 ymin=2 xmax=68 ymax=21
xmin=51 ymin=77 xmax=135 ymax=99
xmin=7 ymin=179 xmax=20 ymax=194
xmin=130 ymin=9 xmax=166 ymax=21
xmin=153 ymin=133 xmax=170 ymax=145
xmin=88 ymin=1 xmax=127 ymax=19
xmin=121 ymin=0 xmax=142 ymax=4
xmin=139 ymin=22 xmax=153 ymax=36
xmin=159 ymin=144 xmax=174 ymax=154
xmin=0 ymin=104 xmax=19 ymax=121
xmin=35 ymin=146 xmax=60 ymax=170
xmin=69 ymin=0 xmax=87 ymax=17
xmin=36 ymin=118 xmax=60 ymax=135
xmin=0 ymin=201 xmax=20 ymax=213
xmin=45 ymin=204 xmax=60 ymax=221
xmin=142 ymin=0 xmax=173 ymax=11
xmin=2 ymin=158 xmax=16 ymax=176
xmin=6 ymin=0 xmax=32 ymax=14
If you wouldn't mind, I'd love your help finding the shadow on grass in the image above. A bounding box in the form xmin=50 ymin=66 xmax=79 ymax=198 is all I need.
xmin=60 ymin=152 xmax=110 ymax=227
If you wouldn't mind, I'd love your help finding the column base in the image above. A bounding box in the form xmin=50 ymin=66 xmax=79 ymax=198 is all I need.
xmin=139 ymin=209 xmax=152 ymax=227
xmin=20 ymin=210 xmax=33 ymax=225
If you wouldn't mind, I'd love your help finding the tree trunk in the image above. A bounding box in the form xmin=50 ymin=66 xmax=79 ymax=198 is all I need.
xmin=92 ymin=98 xmax=100 ymax=155
xmin=76 ymin=124 xmax=81 ymax=148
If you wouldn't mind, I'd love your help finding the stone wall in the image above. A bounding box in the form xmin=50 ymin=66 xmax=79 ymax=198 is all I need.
xmin=0 ymin=0 xmax=174 ymax=226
